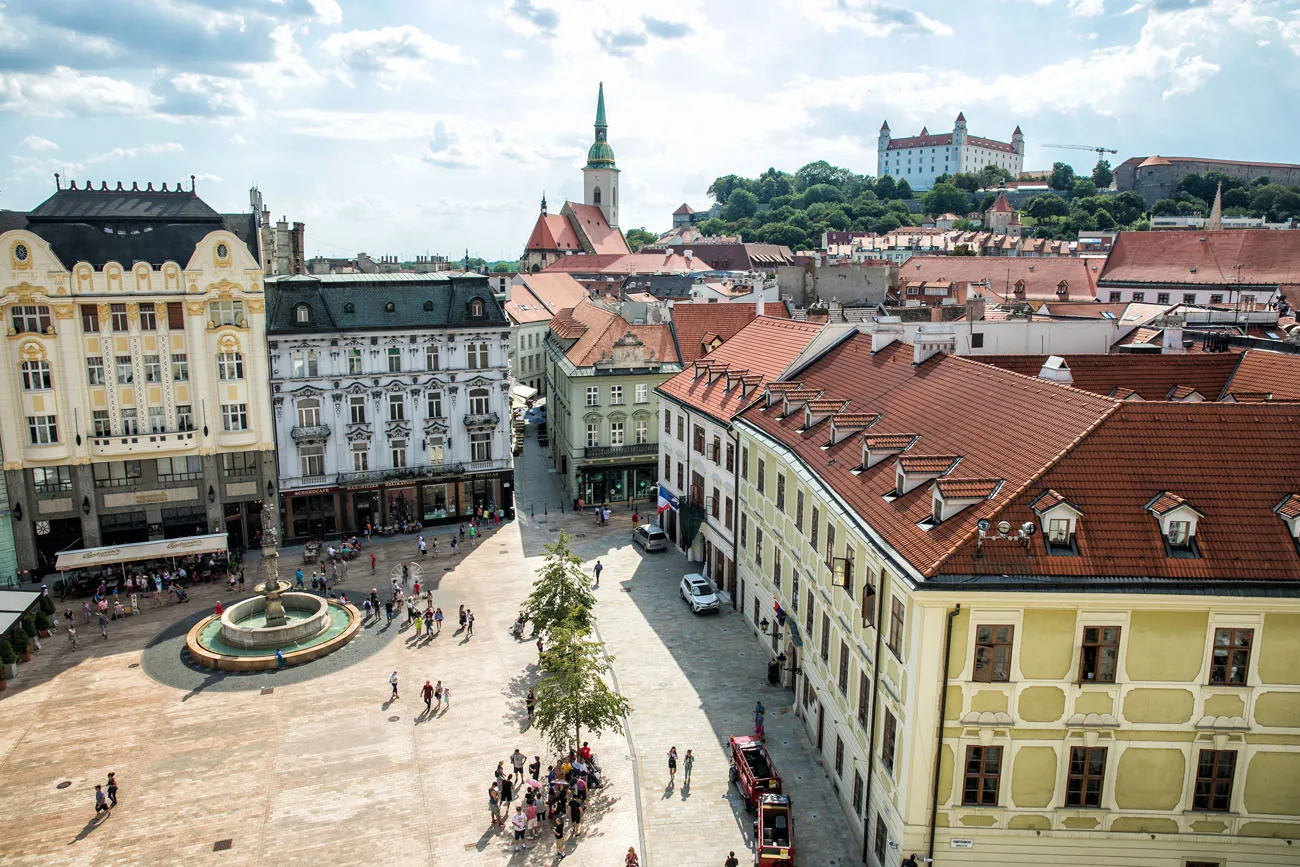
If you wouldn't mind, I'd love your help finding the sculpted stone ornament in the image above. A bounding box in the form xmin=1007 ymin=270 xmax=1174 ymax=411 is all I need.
xmin=257 ymin=506 xmax=288 ymax=626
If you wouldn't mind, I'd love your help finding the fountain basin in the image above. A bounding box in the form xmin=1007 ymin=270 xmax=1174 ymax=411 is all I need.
xmin=221 ymin=593 xmax=329 ymax=649
xmin=185 ymin=598 xmax=361 ymax=671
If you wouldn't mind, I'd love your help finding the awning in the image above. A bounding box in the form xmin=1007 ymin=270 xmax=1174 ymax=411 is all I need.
xmin=56 ymin=533 xmax=228 ymax=571
xmin=0 ymin=590 xmax=39 ymax=614
xmin=511 ymin=383 xmax=539 ymax=401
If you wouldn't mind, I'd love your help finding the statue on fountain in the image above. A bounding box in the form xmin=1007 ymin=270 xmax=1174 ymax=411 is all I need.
xmin=255 ymin=504 xmax=290 ymax=627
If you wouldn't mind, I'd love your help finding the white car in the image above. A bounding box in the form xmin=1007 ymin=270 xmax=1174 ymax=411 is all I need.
xmin=632 ymin=524 xmax=668 ymax=552
xmin=679 ymin=573 xmax=720 ymax=614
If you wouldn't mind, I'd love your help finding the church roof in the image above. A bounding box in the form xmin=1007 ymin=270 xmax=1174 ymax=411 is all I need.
xmin=987 ymin=192 xmax=1014 ymax=213
xmin=673 ymin=203 xmax=695 ymax=216
xmin=585 ymin=82 xmax=617 ymax=169
xmin=565 ymin=202 xmax=629 ymax=255
xmin=525 ymin=213 xmax=583 ymax=253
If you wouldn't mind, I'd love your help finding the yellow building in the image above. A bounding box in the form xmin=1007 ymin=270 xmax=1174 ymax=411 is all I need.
xmin=733 ymin=334 xmax=1300 ymax=866
xmin=0 ymin=180 xmax=276 ymax=573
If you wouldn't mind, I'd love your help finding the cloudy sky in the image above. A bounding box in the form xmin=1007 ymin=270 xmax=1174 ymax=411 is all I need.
xmin=1 ymin=0 xmax=1296 ymax=260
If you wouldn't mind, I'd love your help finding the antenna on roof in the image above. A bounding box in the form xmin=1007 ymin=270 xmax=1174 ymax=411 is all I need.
xmin=53 ymin=172 xmax=60 ymax=191
xmin=191 ymin=174 xmax=196 ymax=192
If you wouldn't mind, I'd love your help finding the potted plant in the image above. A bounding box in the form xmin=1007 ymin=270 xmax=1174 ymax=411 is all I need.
xmin=0 ymin=637 xmax=16 ymax=679
xmin=38 ymin=595 xmax=55 ymax=617
xmin=21 ymin=618 xmax=38 ymax=653
xmin=34 ymin=611 xmax=52 ymax=638
xmin=15 ymin=632 xmax=32 ymax=663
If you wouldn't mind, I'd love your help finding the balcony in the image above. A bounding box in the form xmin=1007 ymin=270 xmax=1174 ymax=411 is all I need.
xmin=463 ymin=412 xmax=500 ymax=429
xmin=290 ymin=424 xmax=332 ymax=443
xmin=336 ymin=462 xmax=465 ymax=487
xmin=583 ymin=443 xmax=658 ymax=460
xmin=90 ymin=430 xmax=197 ymax=457
xmin=281 ymin=474 xmax=331 ymax=491
xmin=464 ymin=458 xmax=512 ymax=474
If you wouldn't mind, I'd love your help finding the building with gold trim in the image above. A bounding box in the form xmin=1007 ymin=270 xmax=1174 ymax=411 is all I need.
xmin=0 ymin=180 xmax=276 ymax=574
xmin=733 ymin=333 xmax=1300 ymax=866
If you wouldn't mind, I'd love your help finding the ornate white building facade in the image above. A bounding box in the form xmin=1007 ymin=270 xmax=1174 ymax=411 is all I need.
xmin=878 ymin=113 xmax=1024 ymax=192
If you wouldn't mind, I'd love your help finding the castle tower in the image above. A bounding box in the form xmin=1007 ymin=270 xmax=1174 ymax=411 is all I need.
xmin=1011 ymin=124 xmax=1024 ymax=156
xmin=583 ymin=82 xmax=620 ymax=228
xmin=953 ymin=111 xmax=968 ymax=161
xmin=878 ymin=120 xmax=891 ymax=177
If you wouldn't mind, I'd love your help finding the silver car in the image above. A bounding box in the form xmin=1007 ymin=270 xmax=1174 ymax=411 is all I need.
xmin=679 ymin=573 xmax=720 ymax=614
xmin=632 ymin=524 xmax=668 ymax=552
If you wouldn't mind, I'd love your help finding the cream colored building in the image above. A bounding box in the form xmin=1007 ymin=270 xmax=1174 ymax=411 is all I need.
xmin=0 ymin=181 xmax=276 ymax=574
xmin=734 ymin=332 xmax=1300 ymax=867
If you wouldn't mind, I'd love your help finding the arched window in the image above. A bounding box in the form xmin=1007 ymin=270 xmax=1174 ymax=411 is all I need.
xmin=592 ymin=186 xmax=602 ymax=205
xmin=469 ymin=298 xmax=484 ymax=317
xmin=20 ymin=359 xmax=51 ymax=390
xmin=294 ymin=303 xmax=311 ymax=324
xmin=423 ymin=300 xmax=434 ymax=312
xmin=297 ymin=398 xmax=321 ymax=427
xmin=344 ymin=302 xmax=355 ymax=313
xmin=469 ymin=387 xmax=490 ymax=415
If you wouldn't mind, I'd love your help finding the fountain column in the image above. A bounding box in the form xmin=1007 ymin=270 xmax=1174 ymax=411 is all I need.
xmin=259 ymin=503 xmax=288 ymax=627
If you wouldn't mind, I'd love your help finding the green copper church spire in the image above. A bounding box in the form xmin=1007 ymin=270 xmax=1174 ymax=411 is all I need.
xmin=585 ymin=81 xmax=616 ymax=169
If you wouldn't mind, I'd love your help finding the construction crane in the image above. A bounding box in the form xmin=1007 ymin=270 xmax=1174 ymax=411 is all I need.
xmin=1044 ymin=143 xmax=1117 ymax=163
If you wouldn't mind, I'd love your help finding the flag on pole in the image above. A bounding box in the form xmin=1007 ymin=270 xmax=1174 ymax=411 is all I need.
xmin=657 ymin=484 xmax=680 ymax=516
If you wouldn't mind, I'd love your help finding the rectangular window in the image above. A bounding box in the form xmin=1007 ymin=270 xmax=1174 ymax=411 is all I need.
xmin=1065 ymin=746 xmax=1107 ymax=808
xmin=352 ymin=443 xmax=369 ymax=472
xmin=350 ymin=396 xmax=367 ymax=424
xmin=677 ymin=414 xmax=685 ymax=442
xmin=610 ymin=422 xmax=624 ymax=446
xmin=726 ymin=442 xmax=735 ymax=473
xmin=17 ymin=360 xmax=47 ymax=391
xmin=115 ymin=356 xmax=134 ymax=384
xmin=587 ymin=386 xmax=599 ymax=407
xmin=834 ymin=735 xmax=845 ymax=778
xmin=92 ymin=410 xmax=111 ymax=437
xmin=775 ymin=474 xmax=786 ymax=512
xmin=757 ymin=459 xmax=766 ymax=495
xmin=176 ymin=404 xmax=193 ymax=431
xmin=825 ymin=522 xmax=836 ymax=570
xmin=795 ymin=490 xmax=804 ymax=530
xmin=741 ymin=446 xmax=749 ymax=481
xmin=470 ymin=431 xmax=491 ymax=462
xmin=610 ymin=385 xmax=623 ymax=405
xmin=425 ymin=345 xmax=440 ymax=371
xmin=209 ymin=300 xmax=244 ymax=326
xmin=148 ymin=406 xmax=165 ymax=433
xmin=110 ymin=303 xmax=129 ymax=332
xmin=426 ymin=391 xmax=442 ymax=419
xmin=676 ymin=462 xmax=684 ymax=490
xmin=143 ymin=355 xmax=161 ymax=383
xmin=221 ymin=452 xmax=257 ymax=476
xmin=693 ymin=424 xmax=705 ymax=454
xmin=710 ymin=435 xmax=721 ymax=463
xmin=740 ymin=512 xmax=747 ymax=548
xmin=888 ymin=597 xmax=905 ymax=659
xmin=1132 ymin=292 xmax=1145 ymax=303
xmin=811 ymin=506 xmax=820 ymax=551
xmin=664 ymin=453 xmax=671 ymax=481
xmin=27 ymin=414 xmax=58 ymax=444
xmin=299 ymin=444 xmax=325 ymax=477
xmin=1157 ymin=292 xmax=1171 ymax=305
xmin=1209 ymin=294 xmax=1224 ymax=305
xmin=820 ymin=612 xmax=830 ymax=663
xmin=805 ymin=588 xmax=814 ymax=636
xmin=170 ymin=354 xmax=189 ymax=382
xmin=1193 ymin=750 xmax=1236 ymax=812
xmin=349 ymin=348 xmax=363 ymax=375
xmin=725 ymin=496 xmax=733 ymax=527
xmin=971 ymin=332 xmax=984 ymax=349
xmin=391 ymin=439 xmax=407 ymax=468
xmin=80 ymin=304 xmax=99 ymax=332
xmin=468 ymin=342 xmax=489 ymax=369
xmin=874 ymin=816 xmax=888 ymax=863
xmin=387 ymin=347 xmax=402 ymax=373
xmin=138 ymin=306 xmax=157 ymax=331
xmin=635 ymin=383 xmax=647 ymax=403
xmin=32 ymin=466 xmax=72 ymax=493
xmin=1210 ymin=628 xmax=1253 ymax=685
xmin=92 ymin=460 xmax=142 ymax=487
xmin=428 ymin=436 xmax=444 ymax=464
xmin=1079 ymin=626 xmax=1120 ymax=683
xmin=586 ymin=424 xmax=598 ymax=448
xmin=973 ymin=624 xmax=1014 ymax=683
xmin=1108 ymin=291 xmax=1121 ymax=303
xmin=882 ymin=710 xmax=897 ymax=775
xmin=387 ymin=394 xmax=405 ymax=421
xmin=664 ymin=411 xmax=671 ymax=434
xmin=634 ymin=419 xmax=648 ymax=444
xmin=221 ymin=403 xmax=248 ymax=432
xmin=1182 ymin=293 xmax=1197 ymax=305
xmin=711 ymin=486 xmax=720 ymax=519
xmin=858 ymin=670 xmax=870 ymax=728
xmin=962 ymin=746 xmax=1003 ymax=806
xmin=838 ymin=641 xmax=849 ymax=694
xmin=754 ymin=527 xmax=764 ymax=566
xmin=852 ymin=770 xmax=864 ymax=815
xmin=772 ymin=547 xmax=781 ymax=588
xmin=217 ymin=353 xmax=244 ymax=381
xmin=167 ymin=301 xmax=184 ymax=330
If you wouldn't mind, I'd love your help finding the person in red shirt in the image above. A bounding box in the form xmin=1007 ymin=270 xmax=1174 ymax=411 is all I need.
xmin=579 ymin=742 xmax=592 ymax=763
xmin=369 ymin=552 xmax=376 ymax=574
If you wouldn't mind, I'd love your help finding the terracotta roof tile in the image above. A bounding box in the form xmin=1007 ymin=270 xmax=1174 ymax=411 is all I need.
xmin=670 ymin=302 xmax=768 ymax=364
xmin=900 ymin=256 xmax=1098 ymax=301
xmin=1030 ymin=489 xmax=1079 ymax=514
xmin=565 ymin=203 xmax=629 ymax=255
xmin=1223 ymin=350 xmax=1300 ymax=400
xmin=739 ymin=340 xmax=1117 ymax=576
xmin=524 ymin=213 xmax=583 ymax=253
xmin=936 ymin=478 xmax=1003 ymax=499
xmin=1109 ymin=386 xmax=1140 ymax=400
xmin=808 ymin=398 xmax=848 ymax=413
xmin=1167 ymin=385 xmax=1202 ymax=400
xmin=864 ymin=433 xmax=918 ymax=451
xmin=972 ymin=354 xmax=1242 ymax=401
xmin=1276 ymin=494 xmax=1300 ymax=520
xmin=766 ymin=382 xmax=804 ymax=394
xmin=551 ymin=299 xmax=679 ymax=368
xmin=1146 ymin=491 xmax=1193 ymax=516
xmin=505 ymin=273 xmax=588 ymax=324
xmin=656 ymin=317 xmax=823 ymax=423
xmin=833 ymin=412 xmax=880 ymax=427
xmin=1100 ymin=230 xmax=1300 ymax=287
xmin=1222 ymin=391 xmax=1274 ymax=403
xmin=899 ymin=455 xmax=961 ymax=475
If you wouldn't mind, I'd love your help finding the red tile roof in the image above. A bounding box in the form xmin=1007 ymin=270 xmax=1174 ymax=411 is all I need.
xmin=1146 ymin=491 xmax=1196 ymax=516
xmin=936 ymin=478 xmax=1003 ymax=500
xmin=1030 ymin=489 xmax=1076 ymax=513
xmin=899 ymin=454 xmax=961 ymax=475
xmin=656 ymin=317 xmax=823 ymax=423
xmin=525 ymin=213 xmax=583 ymax=253
xmin=940 ymin=402 xmax=1300 ymax=582
xmin=542 ymin=251 xmax=710 ymax=276
xmin=833 ymin=412 xmax=880 ymax=427
xmin=865 ymin=433 xmax=918 ymax=451
xmin=1223 ymin=349 xmax=1300 ymax=400
xmin=1099 ymin=230 xmax=1300 ymax=287
xmin=988 ymin=192 xmax=1014 ymax=213
xmin=971 ymin=354 xmax=1243 ymax=401
xmin=551 ymin=299 xmax=679 ymax=368
xmin=1276 ymin=494 xmax=1300 ymax=520
xmin=739 ymin=340 xmax=1117 ymax=576
xmin=566 ymin=203 xmax=629 ymax=255
xmin=899 ymin=256 xmax=1099 ymax=301
xmin=504 ymin=273 xmax=588 ymax=324
xmin=670 ymin=302 xmax=766 ymax=364
xmin=673 ymin=203 xmax=695 ymax=216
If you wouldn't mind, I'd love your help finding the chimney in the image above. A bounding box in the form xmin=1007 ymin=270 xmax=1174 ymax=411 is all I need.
xmin=1038 ymin=355 xmax=1073 ymax=384
xmin=1160 ymin=314 xmax=1186 ymax=354
xmin=756 ymin=295 xmax=764 ymax=316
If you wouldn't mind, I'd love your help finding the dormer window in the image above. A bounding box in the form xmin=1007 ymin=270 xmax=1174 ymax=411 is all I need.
xmin=860 ymin=433 xmax=917 ymax=471
xmin=1274 ymin=494 xmax=1300 ymax=551
xmin=424 ymin=300 xmax=435 ymax=312
xmin=469 ymin=298 xmax=485 ymax=317
xmin=343 ymin=302 xmax=355 ymax=313
xmin=1146 ymin=492 xmax=1203 ymax=558
xmin=893 ymin=455 xmax=959 ymax=495
xmin=1031 ymin=488 xmax=1083 ymax=556
xmin=385 ymin=302 xmax=396 ymax=312
xmin=928 ymin=478 xmax=1002 ymax=526
xmin=294 ymin=303 xmax=311 ymax=325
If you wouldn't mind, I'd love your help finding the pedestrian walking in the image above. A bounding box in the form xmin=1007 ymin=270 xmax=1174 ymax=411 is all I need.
xmin=568 ymin=796 xmax=583 ymax=836
xmin=418 ymin=536 xmax=427 ymax=557
xmin=667 ymin=746 xmax=678 ymax=782
xmin=432 ymin=537 xmax=439 ymax=556
xmin=725 ymin=852 xmax=739 ymax=867
xmin=370 ymin=552 xmax=376 ymax=574
xmin=295 ymin=567 xmax=304 ymax=589
xmin=389 ymin=670 xmax=399 ymax=700
xmin=500 ymin=774 xmax=514 ymax=807
xmin=529 ymin=755 xmax=541 ymax=781
xmin=593 ymin=560 xmax=603 ymax=588
xmin=525 ymin=688 xmax=535 ymax=721
xmin=442 ymin=684 xmax=450 ymax=707
xmin=626 ymin=847 xmax=640 ymax=866
xmin=468 ymin=524 xmax=476 ymax=545
xmin=553 ymin=814 xmax=566 ymax=859
xmin=525 ymin=798 xmax=538 ymax=839
xmin=459 ymin=522 xmax=466 ymax=541
xmin=67 ymin=624 xmax=77 ymax=649
xmin=495 ymin=760 xmax=506 ymax=785
xmin=511 ymin=806 xmax=528 ymax=851
xmin=414 ymin=612 xmax=424 ymax=638
xmin=683 ymin=749 xmax=694 ymax=784
xmin=488 ymin=782 xmax=503 ymax=829
xmin=434 ymin=607 xmax=444 ymax=634
xmin=413 ymin=579 xmax=421 ymax=597
xmin=458 ymin=604 xmax=466 ymax=631
xmin=511 ymin=748 xmax=526 ymax=784
xmin=451 ymin=537 xmax=459 ymax=555
xmin=434 ymin=679 xmax=443 ymax=711
xmin=422 ymin=680 xmax=434 ymax=713
xmin=106 ymin=772 xmax=118 ymax=808
xmin=98 ymin=613 xmax=109 ymax=640
xmin=362 ymin=598 xmax=372 ymax=620
xmin=384 ymin=599 xmax=394 ymax=624
xmin=466 ymin=610 xmax=475 ymax=637
xmin=94 ymin=784 xmax=110 ymax=820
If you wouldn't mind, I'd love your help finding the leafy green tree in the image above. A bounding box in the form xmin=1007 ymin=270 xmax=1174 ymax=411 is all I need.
xmin=950 ymin=173 xmax=981 ymax=193
xmin=1090 ymin=159 xmax=1114 ymax=189
xmin=894 ymin=179 xmax=914 ymax=200
xmin=873 ymin=175 xmax=898 ymax=200
xmin=523 ymin=531 xmax=595 ymax=638
xmin=800 ymin=183 xmax=844 ymax=206
xmin=978 ymin=164 xmax=1012 ymax=190
xmin=491 ymin=261 xmax=515 ymax=273
xmin=755 ymin=168 xmax=795 ymax=203
xmin=724 ymin=188 xmax=759 ymax=221
xmin=697 ymin=217 xmax=727 ymax=236
xmin=1023 ymin=195 xmax=1070 ymax=220
xmin=707 ymin=174 xmax=751 ymax=204
xmin=533 ymin=622 xmax=631 ymax=753
xmin=1072 ymin=178 xmax=1098 ymax=198
xmin=1149 ymin=198 xmax=1182 ymax=217
xmin=871 ymin=213 xmax=902 ymax=234
xmin=760 ymin=223 xmax=809 ymax=248
xmin=1049 ymin=161 xmax=1076 ymax=191
xmin=625 ymin=227 xmax=656 ymax=252
xmin=921 ymin=183 xmax=969 ymax=216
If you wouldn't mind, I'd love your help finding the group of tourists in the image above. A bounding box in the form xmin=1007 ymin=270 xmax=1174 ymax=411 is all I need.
xmin=487 ymin=743 xmax=606 ymax=859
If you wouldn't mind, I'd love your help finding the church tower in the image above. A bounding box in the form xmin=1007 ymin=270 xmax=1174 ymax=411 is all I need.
xmin=583 ymin=82 xmax=620 ymax=228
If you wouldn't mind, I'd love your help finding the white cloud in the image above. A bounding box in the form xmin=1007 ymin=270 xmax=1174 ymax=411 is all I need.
xmin=308 ymin=0 xmax=344 ymax=25
xmin=1068 ymin=0 xmax=1105 ymax=16
xmin=86 ymin=142 xmax=185 ymax=164
xmin=320 ymin=25 xmax=469 ymax=89
xmin=1163 ymin=54 xmax=1220 ymax=97
xmin=152 ymin=73 xmax=254 ymax=117
xmin=21 ymin=135 xmax=59 ymax=152
xmin=802 ymin=0 xmax=954 ymax=37
xmin=0 ymin=67 xmax=154 ymax=117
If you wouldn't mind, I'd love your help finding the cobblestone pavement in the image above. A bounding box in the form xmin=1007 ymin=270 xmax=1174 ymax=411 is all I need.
xmin=0 ymin=432 xmax=856 ymax=866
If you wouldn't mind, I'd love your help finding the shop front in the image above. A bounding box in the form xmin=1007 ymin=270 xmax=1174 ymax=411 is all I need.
xmin=578 ymin=463 xmax=657 ymax=505
xmin=282 ymin=487 xmax=339 ymax=542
